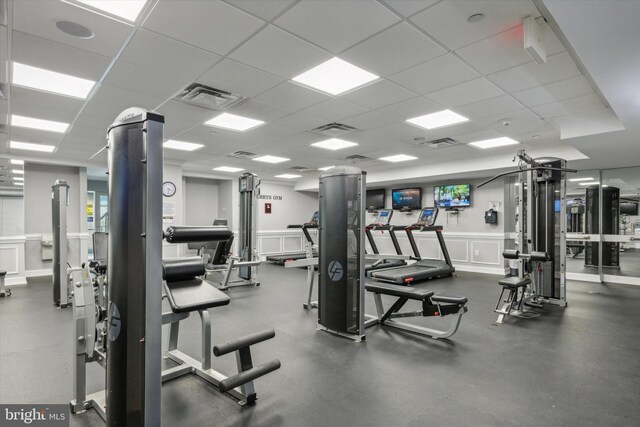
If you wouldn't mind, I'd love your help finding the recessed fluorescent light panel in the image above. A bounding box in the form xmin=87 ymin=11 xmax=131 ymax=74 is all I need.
xmin=10 ymin=141 xmax=56 ymax=153
xmin=406 ymin=110 xmax=469 ymax=130
xmin=10 ymin=159 xmax=24 ymax=165
xmin=163 ymin=140 xmax=204 ymax=151
xmin=14 ymin=182 xmax=24 ymax=186
xmin=205 ymin=112 xmax=264 ymax=132
xmin=12 ymin=62 xmax=96 ymax=99
xmin=253 ymin=155 xmax=289 ymax=164
xmin=318 ymin=166 xmax=334 ymax=171
xmin=75 ymin=0 xmax=147 ymax=22
xmin=11 ymin=115 xmax=69 ymax=133
xmin=379 ymin=154 xmax=418 ymax=163
xmin=292 ymin=57 xmax=379 ymax=96
xmin=213 ymin=166 xmax=244 ymax=173
xmin=569 ymin=177 xmax=594 ymax=182
xmin=469 ymin=137 xmax=519 ymax=149
xmin=310 ymin=138 xmax=358 ymax=151
xmin=12 ymin=170 xmax=24 ymax=174
xmin=275 ymin=174 xmax=302 ymax=179
xmin=579 ymin=182 xmax=600 ymax=186
xmin=13 ymin=177 xmax=24 ymax=181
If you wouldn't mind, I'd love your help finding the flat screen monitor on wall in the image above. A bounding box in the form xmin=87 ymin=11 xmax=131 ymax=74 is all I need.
xmin=392 ymin=188 xmax=422 ymax=210
xmin=434 ymin=184 xmax=471 ymax=208
xmin=366 ymin=189 xmax=386 ymax=210
xmin=620 ymin=201 xmax=639 ymax=215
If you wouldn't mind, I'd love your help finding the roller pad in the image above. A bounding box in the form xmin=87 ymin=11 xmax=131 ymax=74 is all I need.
xmin=163 ymin=257 xmax=205 ymax=281
xmin=165 ymin=226 xmax=233 ymax=243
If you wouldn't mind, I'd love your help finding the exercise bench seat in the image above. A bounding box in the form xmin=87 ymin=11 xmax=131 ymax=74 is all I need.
xmin=498 ymin=276 xmax=531 ymax=288
xmin=365 ymin=282 xmax=468 ymax=339
xmin=163 ymin=257 xmax=230 ymax=313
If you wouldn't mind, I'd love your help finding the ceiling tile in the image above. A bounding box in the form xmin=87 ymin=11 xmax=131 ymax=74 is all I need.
xmin=275 ymin=0 xmax=399 ymax=53
xmin=388 ymin=54 xmax=479 ymax=94
xmin=9 ymin=127 xmax=66 ymax=143
xmin=455 ymin=26 xmax=533 ymax=74
xmin=229 ymin=25 xmax=332 ymax=78
xmin=103 ymin=60 xmax=190 ymax=99
xmin=143 ymin=0 xmax=265 ymax=56
xmin=81 ymin=101 xmax=129 ymax=120
xmin=341 ymin=110 xmax=400 ymax=131
xmin=91 ymin=83 xmax=166 ymax=110
xmin=410 ymin=0 xmax=540 ymax=50
xmin=119 ymin=29 xmax=221 ymax=81
xmin=227 ymin=99 xmax=293 ymax=122
xmin=158 ymin=100 xmax=222 ymax=126
xmin=73 ymin=114 xmax=113 ymax=131
xmin=425 ymin=78 xmax=505 ymax=107
xmin=12 ymin=31 xmax=111 ymax=81
xmin=271 ymin=111 xmax=328 ymax=132
xmin=255 ymin=81 xmax=329 ymax=111
xmin=381 ymin=0 xmax=439 ymax=17
xmin=225 ymin=0 xmax=297 ymax=21
xmin=11 ymin=99 xmax=79 ymax=123
xmin=11 ymin=86 xmax=84 ymax=116
xmin=342 ymin=79 xmax=416 ymax=110
xmin=487 ymin=52 xmax=582 ymax=93
xmin=511 ymin=76 xmax=594 ymax=107
xmin=340 ymin=23 xmax=445 ymax=77
xmin=376 ymin=96 xmax=442 ymax=120
xmin=198 ymin=58 xmax=283 ymax=98
xmin=474 ymin=108 xmax=544 ymax=132
xmin=302 ymin=98 xmax=368 ymax=121
xmin=13 ymin=0 xmax=133 ymax=58
xmin=455 ymin=95 xmax=524 ymax=120
xmin=530 ymin=93 xmax=606 ymax=119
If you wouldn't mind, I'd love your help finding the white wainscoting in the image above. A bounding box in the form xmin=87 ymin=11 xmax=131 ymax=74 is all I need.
xmin=0 ymin=235 xmax=27 ymax=285
xmin=258 ymin=230 xmax=307 ymax=257
xmin=21 ymin=233 xmax=90 ymax=280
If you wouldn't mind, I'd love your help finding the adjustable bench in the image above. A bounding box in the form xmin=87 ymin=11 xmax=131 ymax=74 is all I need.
xmin=162 ymin=257 xmax=280 ymax=405
xmin=364 ymin=282 xmax=468 ymax=339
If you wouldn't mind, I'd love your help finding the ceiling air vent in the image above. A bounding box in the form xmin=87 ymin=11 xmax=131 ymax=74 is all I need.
xmin=343 ymin=154 xmax=371 ymax=163
xmin=226 ymin=150 xmax=257 ymax=159
xmin=418 ymin=137 xmax=462 ymax=149
xmin=176 ymin=83 xmax=247 ymax=111
xmin=311 ymin=122 xmax=359 ymax=137
xmin=288 ymin=166 xmax=311 ymax=172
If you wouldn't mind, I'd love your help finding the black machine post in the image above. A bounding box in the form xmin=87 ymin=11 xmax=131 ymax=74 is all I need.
xmin=317 ymin=166 xmax=366 ymax=342
xmin=585 ymin=185 xmax=620 ymax=268
xmin=51 ymin=180 xmax=71 ymax=308
xmin=238 ymin=172 xmax=259 ymax=281
xmin=106 ymin=108 xmax=164 ymax=426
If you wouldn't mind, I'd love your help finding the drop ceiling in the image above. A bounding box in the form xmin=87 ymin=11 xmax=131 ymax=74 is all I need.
xmin=0 ymin=0 xmax=636 ymax=186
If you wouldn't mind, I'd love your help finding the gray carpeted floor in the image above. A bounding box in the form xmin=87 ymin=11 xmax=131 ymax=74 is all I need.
xmin=1 ymin=264 xmax=639 ymax=426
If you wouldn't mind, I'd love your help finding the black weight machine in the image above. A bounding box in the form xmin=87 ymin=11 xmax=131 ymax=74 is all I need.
xmin=479 ymin=149 xmax=576 ymax=323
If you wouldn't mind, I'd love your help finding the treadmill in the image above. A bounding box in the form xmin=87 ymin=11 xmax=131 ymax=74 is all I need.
xmin=266 ymin=211 xmax=318 ymax=265
xmin=369 ymin=207 xmax=455 ymax=285
xmin=364 ymin=209 xmax=407 ymax=273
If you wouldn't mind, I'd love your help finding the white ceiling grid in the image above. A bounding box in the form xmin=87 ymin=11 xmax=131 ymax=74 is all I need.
xmin=0 ymin=0 xmax=629 ymax=182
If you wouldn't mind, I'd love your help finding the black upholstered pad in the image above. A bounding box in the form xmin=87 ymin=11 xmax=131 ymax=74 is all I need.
xmin=498 ymin=276 xmax=531 ymax=288
xmin=431 ymin=294 xmax=468 ymax=304
xmin=163 ymin=257 xmax=206 ymax=281
xmin=365 ymin=282 xmax=434 ymax=300
xmin=0 ymin=270 xmax=6 ymax=276
xmin=164 ymin=278 xmax=230 ymax=313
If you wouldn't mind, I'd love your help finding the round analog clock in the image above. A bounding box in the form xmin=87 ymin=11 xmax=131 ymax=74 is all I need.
xmin=162 ymin=181 xmax=176 ymax=197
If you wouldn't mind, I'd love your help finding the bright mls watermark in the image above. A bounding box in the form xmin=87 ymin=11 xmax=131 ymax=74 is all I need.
xmin=0 ymin=405 xmax=68 ymax=426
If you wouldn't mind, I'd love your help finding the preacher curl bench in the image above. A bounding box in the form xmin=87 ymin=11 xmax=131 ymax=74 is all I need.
xmin=365 ymin=282 xmax=468 ymax=339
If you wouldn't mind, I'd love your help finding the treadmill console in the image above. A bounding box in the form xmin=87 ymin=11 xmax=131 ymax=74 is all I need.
xmin=416 ymin=207 xmax=438 ymax=226
xmin=374 ymin=208 xmax=393 ymax=225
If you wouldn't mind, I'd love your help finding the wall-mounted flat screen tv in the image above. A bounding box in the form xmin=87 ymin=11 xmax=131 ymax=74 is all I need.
xmin=620 ymin=201 xmax=639 ymax=215
xmin=366 ymin=189 xmax=386 ymax=210
xmin=392 ymin=188 xmax=422 ymax=210
xmin=434 ymin=184 xmax=471 ymax=208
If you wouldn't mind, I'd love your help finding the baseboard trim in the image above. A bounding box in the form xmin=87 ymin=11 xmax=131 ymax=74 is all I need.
xmin=5 ymin=277 xmax=28 ymax=286
xmin=454 ymin=264 xmax=506 ymax=276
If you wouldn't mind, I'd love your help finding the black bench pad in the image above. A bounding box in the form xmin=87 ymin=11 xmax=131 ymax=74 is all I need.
xmin=498 ymin=276 xmax=531 ymax=288
xmin=164 ymin=278 xmax=230 ymax=313
xmin=431 ymin=294 xmax=468 ymax=304
xmin=365 ymin=282 xmax=434 ymax=300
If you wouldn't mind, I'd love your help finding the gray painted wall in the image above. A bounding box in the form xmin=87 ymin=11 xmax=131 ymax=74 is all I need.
xmin=185 ymin=177 xmax=219 ymax=226
xmin=218 ymin=180 xmax=234 ymax=229
xmin=257 ymin=182 xmax=318 ymax=230
xmin=0 ymin=196 xmax=24 ymax=235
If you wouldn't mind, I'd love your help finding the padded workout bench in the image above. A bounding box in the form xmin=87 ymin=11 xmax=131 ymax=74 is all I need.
xmin=494 ymin=249 xmax=548 ymax=323
xmin=162 ymin=256 xmax=280 ymax=405
xmin=364 ymin=282 xmax=468 ymax=339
